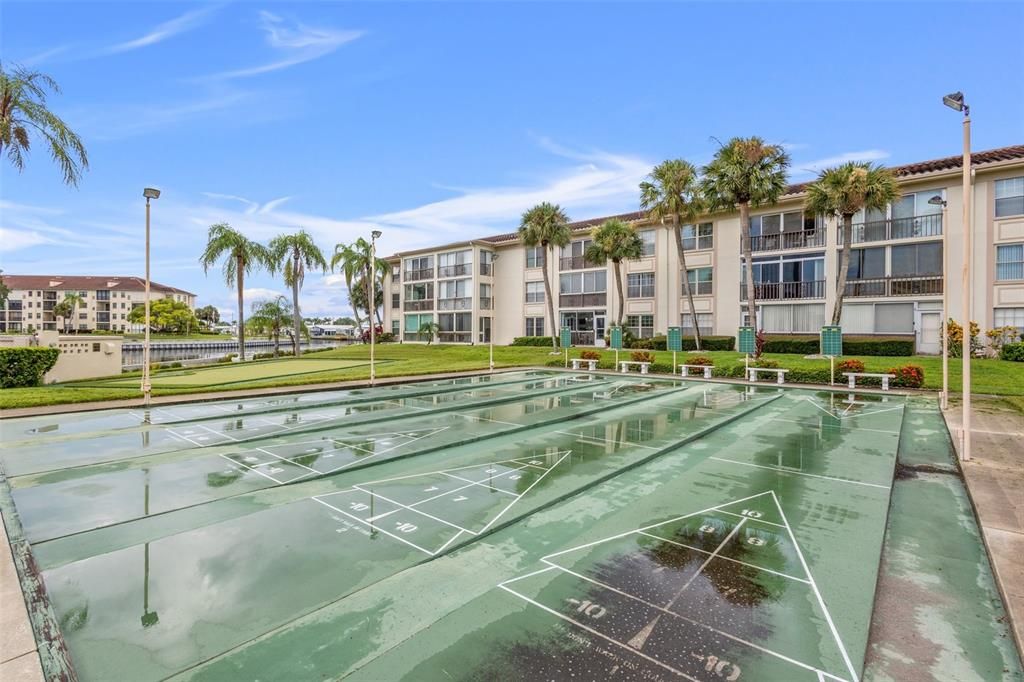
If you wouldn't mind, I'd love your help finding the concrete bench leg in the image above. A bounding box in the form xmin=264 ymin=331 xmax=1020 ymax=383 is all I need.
xmin=703 ymin=367 xmax=712 ymax=379
xmin=640 ymin=365 xmax=648 ymax=375
xmin=776 ymin=373 xmax=785 ymax=385
xmin=882 ymin=376 xmax=889 ymax=391
xmin=748 ymin=369 xmax=755 ymax=382
xmin=848 ymin=376 xmax=856 ymax=389
xmin=620 ymin=364 xmax=627 ymax=374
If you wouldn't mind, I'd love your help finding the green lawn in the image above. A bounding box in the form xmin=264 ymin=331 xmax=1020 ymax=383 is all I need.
xmin=2 ymin=343 xmax=1022 ymax=410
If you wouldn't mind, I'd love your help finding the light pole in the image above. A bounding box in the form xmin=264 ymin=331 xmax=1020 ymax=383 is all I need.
xmin=142 ymin=188 xmax=161 ymax=406
xmin=370 ymin=230 xmax=382 ymax=386
xmin=943 ymin=91 xmax=971 ymax=461
xmin=489 ymin=253 xmax=500 ymax=372
xmin=929 ymin=195 xmax=949 ymax=410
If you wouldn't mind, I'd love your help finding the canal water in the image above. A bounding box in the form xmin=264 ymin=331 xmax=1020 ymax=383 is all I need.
xmin=122 ymin=339 xmax=346 ymax=366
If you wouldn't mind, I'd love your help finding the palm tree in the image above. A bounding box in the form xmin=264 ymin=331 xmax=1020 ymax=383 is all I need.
xmin=248 ymin=296 xmax=291 ymax=357
xmin=641 ymin=159 xmax=705 ymax=349
xmin=702 ymin=137 xmax=790 ymax=329
xmin=269 ymin=230 xmax=327 ymax=356
xmin=330 ymin=242 xmax=364 ymax=331
xmin=52 ymin=292 xmax=84 ymax=332
xmin=418 ymin=320 xmax=440 ymax=344
xmin=584 ymin=220 xmax=642 ymax=327
xmin=805 ymin=162 xmax=900 ymax=325
xmin=518 ymin=202 xmax=571 ymax=349
xmin=199 ymin=223 xmax=274 ymax=361
xmin=332 ymin=238 xmax=387 ymax=328
xmin=1 ymin=64 xmax=88 ymax=186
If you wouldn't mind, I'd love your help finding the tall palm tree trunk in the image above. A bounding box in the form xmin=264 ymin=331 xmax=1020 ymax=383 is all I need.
xmin=273 ymin=328 xmax=280 ymax=357
xmin=237 ymin=256 xmax=246 ymax=361
xmin=346 ymin=273 xmax=363 ymax=331
xmin=542 ymin=242 xmax=557 ymax=349
xmin=613 ymin=260 xmax=625 ymax=326
xmin=832 ymin=213 xmax=854 ymax=325
xmin=739 ymin=202 xmax=758 ymax=328
xmin=292 ymin=250 xmax=302 ymax=357
xmin=674 ymin=216 xmax=703 ymax=350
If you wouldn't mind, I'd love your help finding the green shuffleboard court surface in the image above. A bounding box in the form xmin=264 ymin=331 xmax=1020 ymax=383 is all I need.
xmin=0 ymin=369 xmax=970 ymax=680
xmin=72 ymin=357 xmax=371 ymax=389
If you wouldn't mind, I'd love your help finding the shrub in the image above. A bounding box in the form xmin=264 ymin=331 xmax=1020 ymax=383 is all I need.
xmin=628 ymin=338 xmax=654 ymax=350
xmin=986 ymin=326 xmax=1019 ymax=355
xmin=887 ymin=364 xmax=925 ymax=388
xmin=0 ymin=347 xmax=60 ymax=388
xmin=837 ymin=359 xmax=865 ymax=374
xmin=580 ymin=350 xmax=601 ymax=361
xmin=512 ymin=336 xmax=557 ymax=347
xmin=752 ymin=358 xmax=779 ymax=369
xmin=652 ymin=335 xmax=734 ymax=351
xmin=651 ymin=335 xmax=667 ymax=350
xmin=759 ymin=334 xmax=914 ymax=356
xmin=754 ymin=329 xmax=766 ymax=358
xmin=169 ymin=361 xmax=183 ymax=368
xmin=1001 ymin=342 xmax=1024 ymax=362
xmin=689 ymin=356 xmax=713 ymax=366
xmin=947 ymin=319 xmax=981 ymax=358
xmin=376 ymin=331 xmax=396 ymax=343
xmin=630 ymin=350 xmax=655 ymax=364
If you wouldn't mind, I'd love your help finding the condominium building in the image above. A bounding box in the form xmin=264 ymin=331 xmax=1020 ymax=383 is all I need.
xmin=383 ymin=144 xmax=1024 ymax=351
xmin=0 ymin=275 xmax=197 ymax=333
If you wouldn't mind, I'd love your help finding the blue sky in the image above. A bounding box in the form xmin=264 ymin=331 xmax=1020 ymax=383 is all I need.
xmin=2 ymin=1 xmax=1023 ymax=318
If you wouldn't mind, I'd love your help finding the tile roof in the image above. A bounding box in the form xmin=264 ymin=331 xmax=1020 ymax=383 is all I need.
xmin=1 ymin=275 xmax=196 ymax=297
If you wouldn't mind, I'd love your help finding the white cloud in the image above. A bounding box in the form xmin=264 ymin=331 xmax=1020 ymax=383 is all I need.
xmin=104 ymin=6 xmax=218 ymax=54
xmin=75 ymin=89 xmax=256 ymax=141
xmin=20 ymin=45 xmax=73 ymax=66
xmin=197 ymin=11 xmax=363 ymax=81
xmin=790 ymin=149 xmax=891 ymax=179
xmin=243 ymin=287 xmax=286 ymax=302
xmin=0 ymin=228 xmax=53 ymax=252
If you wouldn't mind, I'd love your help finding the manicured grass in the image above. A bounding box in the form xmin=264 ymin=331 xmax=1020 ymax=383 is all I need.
xmin=2 ymin=343 xmax=1022 ymax=410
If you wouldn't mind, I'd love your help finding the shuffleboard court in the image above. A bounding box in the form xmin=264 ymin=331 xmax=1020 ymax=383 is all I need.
xmin=0 ymin=370 xmax=910 ymax=681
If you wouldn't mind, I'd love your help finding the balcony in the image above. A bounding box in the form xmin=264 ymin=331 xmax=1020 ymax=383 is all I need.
xmin=437 ymin=332 xmax=472 ymax=343
xmin=43 ymin=291 xmax=57 ymax=301
xmin=42 ymin=301 xmax=56 ymax=311
xmin=560 ymin=255 xmax=602 ymax=271
xmin=845 ymin=275 xmax=943 ymax=298
xmin=559 ymin=293 xmax=607 ymax=307
xmin=751 ymin=229 xmax=825 ymax=253
xmin=96 ymin=312 xmax=110 ymax=322
xmin=404 ymin=299 xmax=434 ymax=311
xmin=842 ymin=213 xmax=942 ymax=245
xmin=740 ymin=280 xmax=825 ymax=301
xmin=438 ymin=263 xmax=471 ymax=278
xmin=96 ymin=290 xmax=111 ymax=301
xmin=437 ymin=297 xmax=471 ymax=311
xmin=479 ymin=262 xmax=493 ymax=276
xmin=568 ymin=331 xmax=596 ymax=346
xmin=405 ymin=268 xmax=434 ymax=282
xmin=479 ymin=297 xmax=492 ymax=310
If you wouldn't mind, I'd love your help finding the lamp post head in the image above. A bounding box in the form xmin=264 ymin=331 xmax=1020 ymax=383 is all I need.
xmin=928 ymin=195 xmax=947 ymax=207
xmin=371 ymin=230 xmax=382 ymax=240
xmin=143 ymin=187 xmax=161 ymax=200
xmin=491 ymin=252 xmax=500 ymax=261
xmin=942 ymin=91 xmax=968 ymax=115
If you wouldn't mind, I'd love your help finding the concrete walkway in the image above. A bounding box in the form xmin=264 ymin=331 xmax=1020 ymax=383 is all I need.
xmin=945 ymin=399 xmax=1024 ymax=657
xmin=0 ymin=513 xmax=43 ymax=682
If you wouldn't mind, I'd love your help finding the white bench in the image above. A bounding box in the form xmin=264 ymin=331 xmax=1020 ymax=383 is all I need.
xmin=843 ymin=372 xmax=897 ymax=391
xmin=619 ymin=361 xmax=651 ymax=375
xmin=571 ymin=358 xmax=599 ymax=371
xmin=679 ymin=364 xmax=714 ymax=379
xmin=747 ymin=367 xmax=790 ymax=385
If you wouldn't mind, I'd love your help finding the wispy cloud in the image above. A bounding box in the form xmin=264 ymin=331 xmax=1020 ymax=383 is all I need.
xmin=0 ymin=228 xmax=53 ymax=252
xmin=103 ymin=6 xmax=218 ymax=54
xmin=790 ymin=149 xmax=891 ymax=179
xmin=20 ymin=45 xmax=73 ymax=66
xmin=197 ymin=11 xmax=363 ymax=81
xmin=202 ymin=193 xmax=293 ymax=216
xmin=72 ymin=89 xmax=257 ymax=141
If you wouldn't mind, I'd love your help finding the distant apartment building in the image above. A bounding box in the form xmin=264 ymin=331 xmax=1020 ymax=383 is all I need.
xmin=0 ymin=275 xmax=197 ymax=333
xmin=382 ymin=144 xmax=1024 ymax=351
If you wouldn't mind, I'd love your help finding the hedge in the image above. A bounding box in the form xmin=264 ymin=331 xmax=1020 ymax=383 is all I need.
xmin=758 ymin=334 xmax=914 ymax=356
xmin=0 ymin=347 xmax=60 ymax=388
xmin=1001 ymin=342 xmax=1024 ymax=362
xmin=511 ymin=336 xmax=558 ymax=347
xmin=650 ymin=335 xmax=735 ymax=351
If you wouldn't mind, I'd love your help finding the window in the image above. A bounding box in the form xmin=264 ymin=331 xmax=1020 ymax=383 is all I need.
xmin=559 ymin=270 xmax=607 ymax=294
xmin=404 ymin=255 xmax=433 ymax=275
xmin=994 ymin=308 xmax=1024 ymax=334
xmin=625 ymin=314 xmax=654 ymax=339
xmin=681 ymin=222 xmax=713 ymax=250
xmin=681 ymin=313 xmax=712 ymax=335
xmin=525 ymin=317 xmax=545 ymax=337
xmin=479 ymin=316 xmax=492 ymax=342
xmin=627 ymin=273 xmax=655 ymax=298
xmin=479 ymin=283 xmax=493 ymax=309
xmin=891 ymin=242 xmax=943 ymax=276
xmin=391 ymin=264 xmax=401 ymax=280
xmin=391 ymin=320 xmax=400 ymax=336
xmin=526 ymin=246 xmax=545 ymax=268
xmin=639 ymin=230 xmax=656 ymax=257
xmin=753 ymin=303 xmax=826 ymax=333
xmin=438 ymin=278 xmax=470 ymax=299
xmin=404 ymin=313 xmax=433 ymax=338
xmin=848 ymin=248 xmax=885 ymax=279
xmin=525 ymin=281 xmax=545 ymax=303
xmin=874 ymin=303 xmax=914 ymax=334
xmin=391 ymin=293 xmax=400 ymax=309
xmin=404 ymin=283 xmax=433 ymax=301
xmin=995 ymin=177 xmax=1024 ymax=218
xmin=996 ymin=243 xmax=1024 ymax=281
xmin=685 ymin=267 xmax=713 ymax=295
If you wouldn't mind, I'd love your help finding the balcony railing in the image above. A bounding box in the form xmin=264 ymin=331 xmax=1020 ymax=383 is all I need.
xmin=479 ymin=262 xmax=493 ymax=276
xmin=96 ymin=291 xmax=111 ymax=301
xmin=567 ymin=331 xmax=596 ymax=346
xmin=479 ymin=297 xmax=492 ymax=310
xmin=560 ymin=255 xmax=603 ymax=271
xmin=751 ymin=229 xmax=825 ymax=253
xmin=405 ymin=268 xmax=434 ymax=281
xmin=43 ymin=292 xmax=57 ymax=301
xmin=845 ymin=275 xmax=943 ymax=298
xmin=404 ymin=299 xmax=434 ymax=311
xmin=437 ymin=297 xmax=472 ymax=311
xmin=437 ymin=332 xmax=472 ymax=343
xmin=842 ymin=213 xmax=943 ymax=245
xmin=42 ymin=301 xmax=56 ymax=311
xmin=740 ymin=280 xmax=825 ymax=300
xmin=438 ymin=263 xmax=471 ymax=278
xmin=559 ymin=293 xmax=607 ymax=307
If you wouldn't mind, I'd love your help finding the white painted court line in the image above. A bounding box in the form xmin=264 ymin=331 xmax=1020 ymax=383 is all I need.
xmin=253 ymin=447 xmax=322 ymax=474
xmin=771 ymin=491 xmax=859 ymax=682
xmin=316 ymin=427 xmax=450 ymax=476
xmin=554 ymin=431 xmax=660 ymax=451
xmin=772 ymin=417 xmax=900 ymax=436
xmin=166 ymin=429 xmax=206 ymax=448
xmin=350 ymin=486 xmax=478 ymax=535
xmin=713 ymin=509 xmax=786 ymax=528
xmin=708 ymin=456 xmax=890 ymax=490
xmin=364 ymin=473 xmax=527 ymax=523
xmin=217 ymin=453 xmax=284 ymax=485
xmin=521 ymin=562 xmax=850 ymax=682
xmin=479 ymin=451 xmax=571 ymax=533
xmin=441 ymin=472 xmax=520 ymax=496
xmin=312 ymin=497 xmax=437 ymax=556
xmin=196 ymin=423 xmax=239 ymax=442
xmin=497 ymin=582 xmax=701 ymax=682
xmin=635 ymin=531 xmax=809 ymax=584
